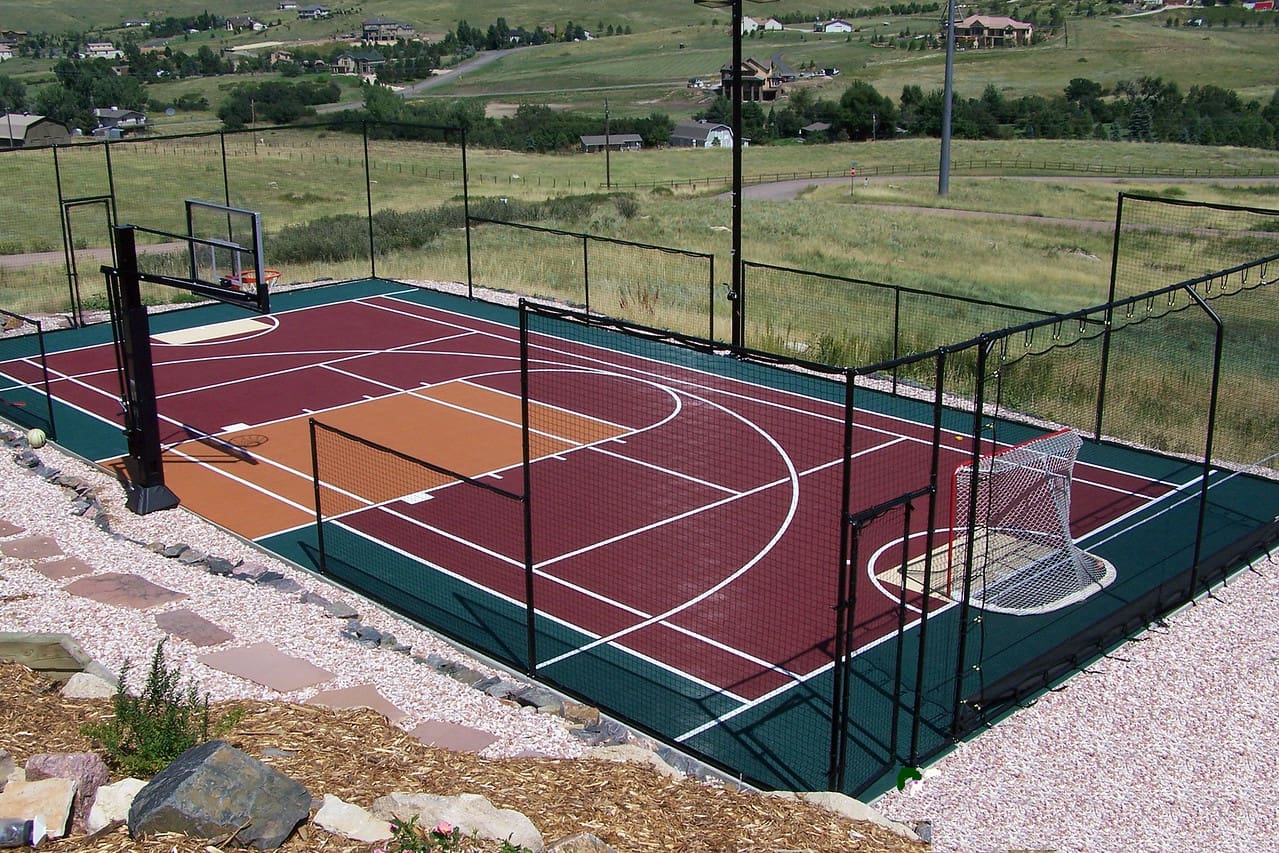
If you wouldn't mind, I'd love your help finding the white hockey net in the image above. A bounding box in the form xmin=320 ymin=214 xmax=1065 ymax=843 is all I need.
xmin=949 ymin=429 xmax=1114 ymax=615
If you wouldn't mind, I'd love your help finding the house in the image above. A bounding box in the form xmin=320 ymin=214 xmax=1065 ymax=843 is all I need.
xmin=951 ymin=15 xmax=1034 ymax=47
xmin=579 ymin=133 xmax=643 ymax=153
xmin=226 ymin=16 xmax=267 ymax=32
xmin=122 ymin=18 xmax=150 ymax=28
xmin=770 ymin=53 xmax=798 ymax=82
xmin=297 ymin=5 xmax=331 ymax=20
xmin=762 ymin=18 xmax=784 ymax=31
xmin=800 ymin=121 xmax=832 ymax=141
xmin=269 ymin=49 xmax=295 ymax=65
xmin=741 ymin=16 xmax=760 ymax=34
xmin=669 ymin=120 xmax=733 ymax=148
xmin=278 ymin=0 xmax=298 ymax=8
xmin=83 ymin=41 xmax=123 ymax=60
xmin=0 ymin=45 xmax=12 ymax=62
xmin=818 ymin=19 xmax=854 ymax=33
xmin=0 ymin=113 xmax=72 ymax=149
xmin=362 ymin=17 xmax=416 ymax=42
xmin=93 ymin=107 xmax=147 ymax=134
xmin=331 ymin=50 xmax=384 ymax=75
xmin=720 ymin=56 xmax=783 ymax=102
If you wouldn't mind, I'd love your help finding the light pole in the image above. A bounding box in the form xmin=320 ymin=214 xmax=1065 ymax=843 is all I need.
xmin=604 ymin=98 xmax=611 ymax=189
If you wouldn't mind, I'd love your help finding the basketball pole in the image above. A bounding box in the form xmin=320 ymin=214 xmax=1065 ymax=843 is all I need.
xmin=111 ymin=225 xmax=179 ymax=514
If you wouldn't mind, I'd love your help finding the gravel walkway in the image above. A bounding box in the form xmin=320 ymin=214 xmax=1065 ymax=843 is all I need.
xmin=875 ymin=548 xmax=1279 ymax=852
xmin=0 ymin=436 xmax=588 ymax=762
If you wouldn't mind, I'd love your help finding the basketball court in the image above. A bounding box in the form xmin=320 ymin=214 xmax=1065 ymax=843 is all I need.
xmin=5 ymin=270 xmax=1277 ymax=795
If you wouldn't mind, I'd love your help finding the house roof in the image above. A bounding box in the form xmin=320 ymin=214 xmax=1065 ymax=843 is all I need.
xmin=1 ymin=113 xmax=59 ymax=141
xmin=801 ymin=121 xmax=832 ymax=133
xmin=94 ymin=107 xmax=145 ymax=119
xmin=671 ymin=121 xmax=731 ymax=142
xmin=580 ymin=134 xmax=643 ymax=146
xmin=957 ymin=15 xmax=1033 ymax=30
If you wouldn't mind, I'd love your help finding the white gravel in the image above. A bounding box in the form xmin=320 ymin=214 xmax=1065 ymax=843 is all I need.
xmin=875 ymin=548 xmax=1279 ymax=852
xmin=0 ymin=437 xmax=587 ymax=761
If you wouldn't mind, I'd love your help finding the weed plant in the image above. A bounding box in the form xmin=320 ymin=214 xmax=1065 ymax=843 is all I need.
xmin=81 ymin=639 xmax=242 ymax=776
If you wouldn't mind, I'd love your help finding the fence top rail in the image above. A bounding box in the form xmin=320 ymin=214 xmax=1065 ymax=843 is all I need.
xmin=743 ymin=258 xmax=1069 ymax=321
xmin=1120 ymin=191 xmax=1279 ymax=219
xmin=470 ymin=217 xmax=714 ymax=259
xmin=311 ymin=417 xmax=523 ymax=503
xmin=848 ymin=250 xmax=1279 ymax=377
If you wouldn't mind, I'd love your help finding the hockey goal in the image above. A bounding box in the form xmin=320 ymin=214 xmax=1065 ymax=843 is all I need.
xmin=948 ymin=429 xmax=1114 ymax=615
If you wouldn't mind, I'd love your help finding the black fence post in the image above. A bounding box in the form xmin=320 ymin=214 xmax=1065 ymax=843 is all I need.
xmin=309 ymin=418 xmax=328 ymax=576
xmin=462 ymin=127 xmax=474 ymax=298
xmin=1095 ymin=192 xmax=1126 ymax=440
xmin=582 ymin=235 xmax=591 ymax=317
xmin=363 ymin=122 xmax=376 ymax=279
xmin=950 ymin=337 xmax=989 ymax=738
xmin=827 ymin=371 xmax=858 ymax=791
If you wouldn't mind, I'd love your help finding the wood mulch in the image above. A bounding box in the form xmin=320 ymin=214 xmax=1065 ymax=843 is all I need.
xmin=0 ymin=662 xmax=927 ymax=853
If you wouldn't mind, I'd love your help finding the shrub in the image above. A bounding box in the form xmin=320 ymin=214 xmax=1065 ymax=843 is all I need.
xmin=81 ymin=639 xmax=241 ymax=776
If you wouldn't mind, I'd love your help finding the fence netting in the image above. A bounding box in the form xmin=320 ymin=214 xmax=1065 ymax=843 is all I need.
xmin=469 ymin=219 xmax=717 ymax=339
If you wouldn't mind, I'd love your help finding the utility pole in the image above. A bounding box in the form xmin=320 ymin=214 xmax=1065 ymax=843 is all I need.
xmin=604 ymin=98 xmax=611 ymax=189
xmin=939 ymin=0 xmax=956 ymax=196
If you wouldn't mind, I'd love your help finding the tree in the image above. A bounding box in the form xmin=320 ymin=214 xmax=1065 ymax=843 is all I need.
xmin=0 ymin=75 xmax=27 ymax=112
xmin=837 ymin=80 xmax=896 ymax=140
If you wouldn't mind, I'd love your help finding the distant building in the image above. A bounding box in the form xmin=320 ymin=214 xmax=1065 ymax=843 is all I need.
xmin=669 ymin=121 xmax=733 ymax=148
xmin=762 ymin=18 xmax=784 ymax=31
xmin=0 ymin=45 xmax=12 ymax=62
xmin=362 ymin=17 xmax=416 ymax=42
xmin=579 ymin=133 xmax=643 ymax=153
xmin=951 ymin=15 xmax=1034 ymax=47
xmin=278 ymin=1 xmax=299 ymax=9
xmin=83 ymin=41 xmax=123 ymax=60
xmin=720 ymin=57 xmax=784 ymax=102
xmin=226 ymin=16 xmax=267 ymax=32
xmin=1 ymin=113 xmax=72 ymax=149
xmin=93 ymin=107 xmax=147 ymax=136
xmin=818 ymin=19 xmax=854 ymax=33
xmin=741 ymin=16 xmax=760 ymax=34
xmin=122 ymin=18 xmax=150 ymax=28
xmin=297 ymin=5 xmax=331 ymax=20
xmin=331 ymin=50 xmax=384 ymax=75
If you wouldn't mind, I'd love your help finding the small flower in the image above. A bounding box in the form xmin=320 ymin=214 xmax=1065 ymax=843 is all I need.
xmin=434 ymin=820 xmax=454 ymax=836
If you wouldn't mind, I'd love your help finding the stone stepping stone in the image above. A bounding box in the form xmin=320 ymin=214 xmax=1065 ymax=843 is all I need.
xmin=63 ymin=573 xmax=188 ymax=610
xmin=198 ymin=641 xmax=335 ymax=693
xmin=30 ymin=557 xmax=92 ymax=581
xmin=306 ymin=684 xmax=407 ymax=723
xmin=1 ymin=535 xmax=63 ymax=559
xmin=410 ymin=720 xmax=498 ymax=754
xmin=154 ymin=609 xmax=235 ymax=647
xmin=0 ymin=518 xmax=24 ymax=537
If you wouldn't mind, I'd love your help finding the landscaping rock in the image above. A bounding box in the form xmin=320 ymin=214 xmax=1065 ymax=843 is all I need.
xmin=590 ymin=745 xmax=684 ymax=780
xmin=0 ymin=749 xmax=13 ymax=792
xmin=59 ymin=671 xmax=117 ymax=699
xmin=313 ymin=794 xmax=393 ymax=843
xmin=0 ymin=777 xmax=76 ymax=839
xmin=765 ymin=790 xmax=923 ymax=842
xmin=128 ymin=740 xmax=310 ymax=850
xmin=86 ymin=777 xmax=147 ymax=835
xmin=546 ymin=832 xmax=619 ymax=852
xmin=24 ymin=752 xmax=109 ymax=833
xmin=372 ymin=792 xmax=543 ymax=853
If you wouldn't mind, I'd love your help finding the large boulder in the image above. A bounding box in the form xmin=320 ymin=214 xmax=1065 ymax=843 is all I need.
xmin=24 ymin=752 xmax=110 ymax=833
xmin=372 ymin=792 xmax=543 ymax=853
xmin=128 ymin=741 xmax=311 ymax=850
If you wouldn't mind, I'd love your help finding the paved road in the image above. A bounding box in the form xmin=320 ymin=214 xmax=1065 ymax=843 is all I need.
xmin=315 ymin=47 xmax=524 ymax=113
